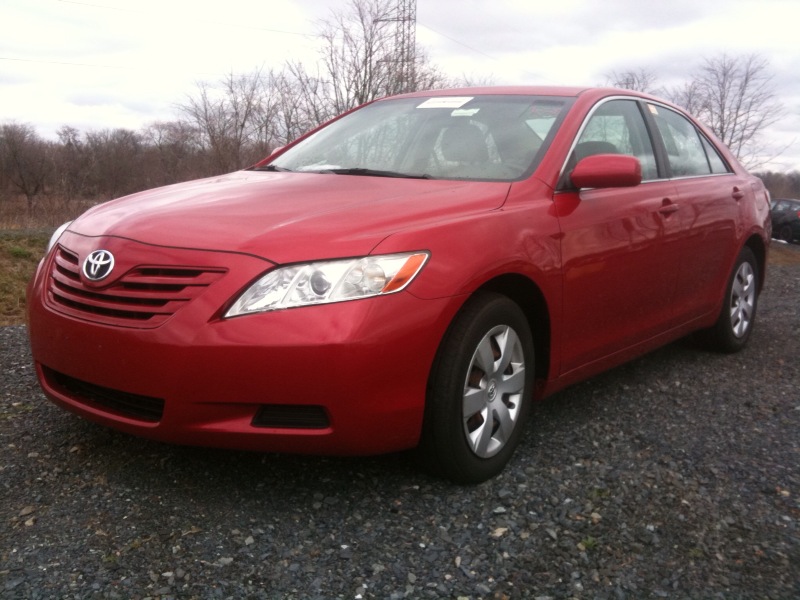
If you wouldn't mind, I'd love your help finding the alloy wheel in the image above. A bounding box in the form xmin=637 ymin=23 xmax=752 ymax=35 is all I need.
xmin=462 ymin=324 xmax=527 ymax=458
xmin=730 ymin=260 xmax=756 ymax=338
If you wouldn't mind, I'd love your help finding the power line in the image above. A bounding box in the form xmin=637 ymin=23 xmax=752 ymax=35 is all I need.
xmin=417 ymin=22 xmax=499 ymax=61
xmin=0 ymin=55 xmax=222 ymax=78
xmin=58 ymin=0 xmax=494 ymax=65
xmin=9 ymin=2 xmax=500 ymax=79
xmin=57 ymin=0 xmax=314 ymax=38
xmin=1 ymin=55 xmax=135 ymax=70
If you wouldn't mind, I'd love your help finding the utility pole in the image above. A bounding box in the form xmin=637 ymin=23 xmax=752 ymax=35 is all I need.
xmin=394 ymin=0 xmax=417 ymax=93
xmin=374 ymin=0 xmax=417 ymax=94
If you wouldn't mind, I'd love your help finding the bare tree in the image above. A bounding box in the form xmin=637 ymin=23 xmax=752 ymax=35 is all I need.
xmin=314 ymin=0 xmax=397 ymax=114
xmin=0 ymin=122 xmax=52 ymax=215
xmin=757 ymin=170 xmax=800 ymax=199
xmin=270 ymin=67 xmax=330 ymax=146
xmin=141 ymin=120 xmax=204 ymax=186
xmin=407 ymin=45 xmax=452 ymax=92
xmin=451 ymin=73 xmax=495 ymax=88
xmin=605 ymin=67 xmax=660 ymax=94
xmin=84 ymin=128 xmax=143 ymax=199
xmin=179 ymin=69 xmax=265 ymax=174
xmin=285 ymin=0 xmax=449 ymax=137
xmin=670 ymin=53 xmax=784 ymax=169
xmin=54 ymin=126 xmax=91 ymax=203
xmin=176 ymin=0 xmax=451 ymax=161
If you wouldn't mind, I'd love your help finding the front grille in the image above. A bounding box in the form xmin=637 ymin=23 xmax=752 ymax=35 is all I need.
xmin=252 ymin=405 xmax=330 ymax=429
xmin=43 ymin=366 xmax=164 ymax=422
xmin=47 ymin=247 xmax=225 ymax=328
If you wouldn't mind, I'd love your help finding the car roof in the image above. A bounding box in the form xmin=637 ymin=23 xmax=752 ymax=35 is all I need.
xmin=382 ymin=86 xmax=678 ymax=112
xmin=387 ymin=86 xmax=654 ymax=100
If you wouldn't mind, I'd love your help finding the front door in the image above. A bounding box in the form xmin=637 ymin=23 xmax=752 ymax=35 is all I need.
xmin=556 ymin=99 xmax=683 ymax=375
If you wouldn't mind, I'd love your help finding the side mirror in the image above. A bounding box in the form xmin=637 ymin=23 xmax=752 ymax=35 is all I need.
xmin=570 ymin=154 xmax=642 ymax=189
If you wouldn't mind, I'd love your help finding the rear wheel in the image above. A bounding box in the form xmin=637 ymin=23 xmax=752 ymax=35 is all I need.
xmin=697 ymin=246 xmax=759 ymax=353
xmin=778 ymin=224 xmax=793 ymax=243
xmin=420 ymin=292 xmax=534 ymax=484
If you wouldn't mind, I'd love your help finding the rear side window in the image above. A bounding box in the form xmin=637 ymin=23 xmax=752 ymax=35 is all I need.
xmin=648 ymin=104 xmax=731 ymax=177
xmin=775 ymin=200 xmax=800 ymax=212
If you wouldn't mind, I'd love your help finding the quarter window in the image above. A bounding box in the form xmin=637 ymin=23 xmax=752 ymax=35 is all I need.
xmin=700 ymin=136 xmax=731 ymax=174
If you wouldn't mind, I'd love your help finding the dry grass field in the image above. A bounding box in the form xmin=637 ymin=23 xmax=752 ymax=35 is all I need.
xmin=0 ymin=231 xmax=49 ymax=325
xmin=768 ymin=240 xmax=800 ymax=265
xmin=0 ymin=195 xmax=93 ymax=325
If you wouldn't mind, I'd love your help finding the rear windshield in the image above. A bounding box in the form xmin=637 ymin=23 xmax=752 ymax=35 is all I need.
xmin=267 ymin=95 xmax=573 ymax=181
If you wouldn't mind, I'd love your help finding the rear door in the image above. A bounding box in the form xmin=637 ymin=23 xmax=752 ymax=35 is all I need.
xmin=645 ymin=103 xmax=745 ymax=322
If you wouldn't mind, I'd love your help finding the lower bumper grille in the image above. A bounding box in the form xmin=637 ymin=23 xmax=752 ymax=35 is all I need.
xmin=252 ymin=405 xmax=330 ymax=429
xmin=42 ymin=366 xmax=165 ymax=423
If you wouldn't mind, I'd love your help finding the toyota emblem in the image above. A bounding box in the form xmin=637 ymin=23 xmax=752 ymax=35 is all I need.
xmin=83 ymin=250 xmax=115 ymax=281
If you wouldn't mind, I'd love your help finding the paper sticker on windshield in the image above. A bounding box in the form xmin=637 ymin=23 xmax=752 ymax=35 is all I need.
xmin=451 ymin=108 xmax=480 ymax=117
xmin=417 ymin=97 xmax=473 ymax=109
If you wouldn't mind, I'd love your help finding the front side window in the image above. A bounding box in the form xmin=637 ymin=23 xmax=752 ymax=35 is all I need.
xmin=266 ymin=95 xmax=572 ymax=181
xmin=569 ymin=99 xmax=659 ymax=181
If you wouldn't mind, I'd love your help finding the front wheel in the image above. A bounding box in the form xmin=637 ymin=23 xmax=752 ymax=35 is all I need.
xmin=420 ymin=292 xmax=534 ymax=484
xmin=697 ymin=246 xmax=759 ymax=353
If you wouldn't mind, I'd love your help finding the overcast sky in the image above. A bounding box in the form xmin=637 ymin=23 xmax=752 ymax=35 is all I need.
xmin=3 ymin=0 xmax=799 ymax=171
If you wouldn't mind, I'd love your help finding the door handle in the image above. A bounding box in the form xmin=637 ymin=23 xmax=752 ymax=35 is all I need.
xmin=658 ymin=198 xmax=679 ymax=215
xmin=732 ymin=187 xmax=745 ymax=201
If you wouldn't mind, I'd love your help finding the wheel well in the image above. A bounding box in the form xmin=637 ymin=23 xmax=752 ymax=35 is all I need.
xmin=477 ymin=275 xmax=550 ymax=383
xmin=745 ymin=234 xmax=767 ymax=292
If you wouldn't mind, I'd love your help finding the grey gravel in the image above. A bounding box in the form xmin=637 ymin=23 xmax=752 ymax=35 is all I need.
xmin=2 ymin=255 xmax=799 ymax=599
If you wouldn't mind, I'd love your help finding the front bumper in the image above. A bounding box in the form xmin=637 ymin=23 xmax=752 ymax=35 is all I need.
xmin=27 ymin=234 xmax=457 ymax=455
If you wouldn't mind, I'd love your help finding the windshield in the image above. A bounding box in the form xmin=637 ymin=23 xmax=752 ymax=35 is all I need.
xmin=265 ymin=95 xmax=572 ymax=181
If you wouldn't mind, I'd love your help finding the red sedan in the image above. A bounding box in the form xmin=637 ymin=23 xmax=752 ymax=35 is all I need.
xmin=27 ymin=87 xmax=771 ymax=483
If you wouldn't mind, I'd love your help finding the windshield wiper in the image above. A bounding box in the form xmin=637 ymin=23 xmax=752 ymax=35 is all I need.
xmin=322 ymin=168 xmax=434 ymax=180
xmin=253 ymin=165 xmax=293 ymax=172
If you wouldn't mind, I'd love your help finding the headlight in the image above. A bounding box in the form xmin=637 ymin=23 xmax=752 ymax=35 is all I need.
xmin=225 ymin=252 xmax=429 ymax=317
xmin=46 ymin=221 xmax=72 ymax=254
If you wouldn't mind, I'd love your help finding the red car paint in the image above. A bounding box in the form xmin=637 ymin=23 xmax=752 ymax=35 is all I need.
xmin=26 ymin=87 xmax=771 ymax=460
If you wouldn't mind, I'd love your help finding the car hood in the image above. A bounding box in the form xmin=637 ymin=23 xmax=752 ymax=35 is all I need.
xmin=70 ymin=171 xmax=511 ymax=264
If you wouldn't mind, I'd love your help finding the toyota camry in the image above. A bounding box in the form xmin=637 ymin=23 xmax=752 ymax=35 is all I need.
xmin=27 ymin=87 xmax=771 ymax=483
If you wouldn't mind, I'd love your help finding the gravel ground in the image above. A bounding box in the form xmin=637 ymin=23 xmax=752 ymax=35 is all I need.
xmin=2 ymin=250 xmax=799 ymax=599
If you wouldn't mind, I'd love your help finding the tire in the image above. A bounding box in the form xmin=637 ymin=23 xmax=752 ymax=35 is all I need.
xmin=778 ymin=224 xmax=793 ymax=243
xmin=420 ymin=292 xmax=534 ymax=484
xmin=697 ymin=246 xmax=759 ymax=353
